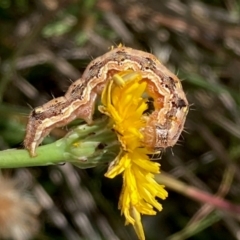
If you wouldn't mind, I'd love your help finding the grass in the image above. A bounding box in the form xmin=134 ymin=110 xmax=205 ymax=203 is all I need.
xmin=0 ymin=1 xmax=240 ymax=239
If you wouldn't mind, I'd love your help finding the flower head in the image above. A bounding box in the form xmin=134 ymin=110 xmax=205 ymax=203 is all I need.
xmin=99 ymin=71 xmax=168 ymax=240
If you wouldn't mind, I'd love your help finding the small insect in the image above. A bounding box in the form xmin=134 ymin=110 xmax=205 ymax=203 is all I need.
xmin=24 ymin=46 xmax=189 ymax=157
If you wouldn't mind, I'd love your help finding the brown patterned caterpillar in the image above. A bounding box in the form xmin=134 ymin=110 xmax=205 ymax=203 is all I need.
xmin=24 ymin=46 xmax=189 ymax=157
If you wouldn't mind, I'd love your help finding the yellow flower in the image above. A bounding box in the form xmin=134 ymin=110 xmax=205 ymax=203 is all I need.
xmin=99 ymin=71 xmax=168 ymax=240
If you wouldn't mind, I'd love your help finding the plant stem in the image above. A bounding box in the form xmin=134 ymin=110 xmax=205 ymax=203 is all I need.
xmin=157 ymin=172 xmax=240 ymax=216
xmin=0 ymin=119 xmax=119 ymax=169
xmin=0 ymin=140 xmax=66 ymax=168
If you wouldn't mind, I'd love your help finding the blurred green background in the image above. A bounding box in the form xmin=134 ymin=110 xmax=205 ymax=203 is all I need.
xmin=0 ymin=0 xmax=240 ymax=239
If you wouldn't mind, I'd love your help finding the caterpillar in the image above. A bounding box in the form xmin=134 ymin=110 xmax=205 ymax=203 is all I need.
xmin=24 ymin=46 xmax=189 ymax=157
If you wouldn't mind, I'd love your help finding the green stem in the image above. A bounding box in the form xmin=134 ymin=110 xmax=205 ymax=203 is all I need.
xmin=0 ymin=140 xmax=66 ymax=168
xmin=0 ymin=119 xmax=119 ymax=169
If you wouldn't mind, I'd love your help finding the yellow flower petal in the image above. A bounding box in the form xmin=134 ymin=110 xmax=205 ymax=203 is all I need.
xmin=100 ymin=70 xmax=168 ymax=240
xmin=131 ymin=206 xmax=145 ymax=240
